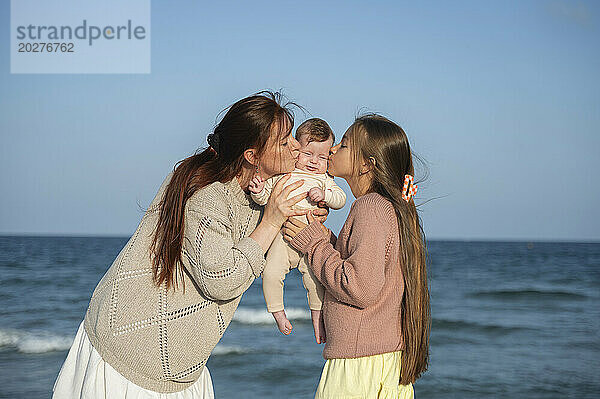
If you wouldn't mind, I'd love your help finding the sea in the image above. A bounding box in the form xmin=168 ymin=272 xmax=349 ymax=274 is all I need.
xmin=0 ymin=236 xmax=598 ymax=398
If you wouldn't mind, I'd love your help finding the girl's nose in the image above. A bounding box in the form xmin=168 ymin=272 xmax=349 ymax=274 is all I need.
xmin=329 ymin=144 xmax=339 ymax=156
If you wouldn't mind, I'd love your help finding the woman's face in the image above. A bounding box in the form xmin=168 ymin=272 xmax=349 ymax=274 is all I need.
xmin=258 ymin=118 xmax=301 ymax=178
xmin=327 ymin=129 xmax=354 ymax=179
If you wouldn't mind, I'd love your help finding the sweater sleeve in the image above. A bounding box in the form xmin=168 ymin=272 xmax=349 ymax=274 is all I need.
xmin=289 ymin=201 xmax=391 ymax=309
xmin=323 ymin=176 xmax=347 ymax=210
xmin=328 ymin=229 xmax=338 ymax=246
xmin=181 ymin=209 xmax=266 ymax=302
xmin=249 ymin=175 xmax=278 ymax=206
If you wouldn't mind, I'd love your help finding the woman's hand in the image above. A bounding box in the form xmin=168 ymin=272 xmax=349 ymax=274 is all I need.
xmin=282 ymin=210 xmax=331 ymax=243
xmin=262 ymin=174 xmax=309 ymax=229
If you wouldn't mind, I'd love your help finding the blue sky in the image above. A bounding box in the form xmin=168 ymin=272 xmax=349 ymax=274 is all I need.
xmin=1 ymin=0 xmax=598 ymax=241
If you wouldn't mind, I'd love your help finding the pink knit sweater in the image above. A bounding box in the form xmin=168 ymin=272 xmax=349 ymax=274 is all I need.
xmin=289 ymin=192 xmax=406 ymax=359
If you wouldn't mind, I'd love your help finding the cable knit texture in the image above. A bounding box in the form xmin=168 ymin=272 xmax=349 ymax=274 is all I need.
xmin=84 ymin=172 xmax=266 ymax=393
xmin=289 ymin=192 xmax=406 ymax=359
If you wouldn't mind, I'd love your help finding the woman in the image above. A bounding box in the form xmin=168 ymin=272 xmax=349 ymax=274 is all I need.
xmin=52 ymin=91 xmax=330 ymax=398
xmin=282 ymin=114 xmax=430 ymax=398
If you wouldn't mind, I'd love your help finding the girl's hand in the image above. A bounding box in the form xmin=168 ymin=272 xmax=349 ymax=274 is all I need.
xmin=311 ymin=202 xmax=329 ymax=224
xmin=248 ymin=175 xmax=265 ymax=194
xmin=308 ymin=187 xmax=325 ymax=203
xmin=282 ymin=210 xmax=331 ymax=242
xmin=262 ymin=174 xmax=309 ymax=229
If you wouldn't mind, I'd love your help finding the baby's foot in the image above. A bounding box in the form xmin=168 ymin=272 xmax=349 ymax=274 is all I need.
xmin=272 ymin=310 xmax=293 ymax=335
xmin=311 ymin=309 xmax=326 ymax=344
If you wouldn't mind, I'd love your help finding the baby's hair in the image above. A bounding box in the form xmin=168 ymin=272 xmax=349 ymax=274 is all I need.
xmin=295 ymin=117 xmax=335 ymax=144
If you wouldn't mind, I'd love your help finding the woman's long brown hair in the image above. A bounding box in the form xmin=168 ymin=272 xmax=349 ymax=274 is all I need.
xmin=150 ymin=90 xmax=299 ymax=292
xmin=347 ymin=114 xmax=431 ymax=385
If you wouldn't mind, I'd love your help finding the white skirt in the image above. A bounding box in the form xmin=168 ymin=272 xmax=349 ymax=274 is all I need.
xmin=52 ymin=320 xmax=215 ymax=399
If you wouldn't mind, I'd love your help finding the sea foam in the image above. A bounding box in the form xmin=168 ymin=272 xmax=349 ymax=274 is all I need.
xmin=0 ymin=326 xmax=256 ymax=356
xmin=232 ymin=307 xmax=311 ymax=325
xmin=0 ymin=328 xmax=73 ymax=354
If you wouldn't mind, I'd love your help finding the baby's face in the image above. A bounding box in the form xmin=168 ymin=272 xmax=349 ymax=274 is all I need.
xmin=296 ymin=135 xmax=333 ymax=174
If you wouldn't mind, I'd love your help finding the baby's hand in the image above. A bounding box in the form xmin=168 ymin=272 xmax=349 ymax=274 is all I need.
xmin=308 ymin=187 xmax=325 ymax=203
xmin=248 ymin=175 xmax=265 ymax=194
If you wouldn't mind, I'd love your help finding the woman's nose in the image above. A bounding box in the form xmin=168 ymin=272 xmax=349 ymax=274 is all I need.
xmin=290 ymin=137 xmax=301 ymax=158
xmin=291 ymin=136 xmax=301 ymax=150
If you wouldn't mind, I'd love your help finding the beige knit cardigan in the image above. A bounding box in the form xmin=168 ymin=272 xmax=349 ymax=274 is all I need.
xmin=83 ymin=171 xmax=266 ymax=393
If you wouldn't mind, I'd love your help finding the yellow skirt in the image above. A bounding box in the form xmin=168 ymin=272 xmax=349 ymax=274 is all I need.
xmin=314 ymin=351 xmax=414 ymax=399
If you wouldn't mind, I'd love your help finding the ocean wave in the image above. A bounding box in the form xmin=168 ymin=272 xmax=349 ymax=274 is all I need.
xmin=0 ymin=328 xmax=73 ymax=354
xmin=232 ymin=307 xmax=311 ymax=325
xmin=468 ymin=289 xmax=587 ymax=301
xmin=432 ymin=318 xmax=535 ymax=335
xmin=430 ymin=333 xmax=480 ymax=346
xmin=0 ymin=327 xmax=253 ymax=358
xmin=211 ymin=345 xmax=249 ymax=356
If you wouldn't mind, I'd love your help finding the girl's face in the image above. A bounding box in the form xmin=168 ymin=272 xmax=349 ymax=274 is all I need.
xmin=327 ymin=129 xmax=354 ymax=179
xmin=258 ymin=118 xmax=301 ymax=178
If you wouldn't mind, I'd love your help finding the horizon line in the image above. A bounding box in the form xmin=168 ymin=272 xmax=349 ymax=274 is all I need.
xmin=0 ymin=233 xmax=598 ymax=244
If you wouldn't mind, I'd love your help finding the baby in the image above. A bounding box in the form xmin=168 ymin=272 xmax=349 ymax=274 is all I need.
xmin=249 ymin=118 xmax=346 ymax=342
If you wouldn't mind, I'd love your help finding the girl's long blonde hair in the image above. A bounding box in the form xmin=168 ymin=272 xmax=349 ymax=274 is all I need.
xmin=347 ymin=114 xmax=431 ymax=385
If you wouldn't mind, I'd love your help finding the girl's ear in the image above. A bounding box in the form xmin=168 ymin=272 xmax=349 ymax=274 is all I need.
xmin=358 ymin=157 xmax=375 ymax=176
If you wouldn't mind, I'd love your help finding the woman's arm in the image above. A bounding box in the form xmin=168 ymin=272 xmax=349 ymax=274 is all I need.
xmin=250 ymin=175 xmax=311 ymax=253
xmin=182 ymin=175 xmax=312 ymax=301
xmin=183 ymin=205 xmax=299 ymax=301
xmin=287 ymin=202 xmax=392 ymax=309
xmin=182 ymin=209 xmax=265 ymax=301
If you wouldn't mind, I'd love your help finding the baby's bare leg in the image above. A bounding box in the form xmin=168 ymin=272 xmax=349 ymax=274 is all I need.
xmin=262 ymin=231 xmax=294 ymax=335
xmin=272 ymin=310 xmax=293 ymax=335
xmin=297 ymin=252 xmax=325 ymax=343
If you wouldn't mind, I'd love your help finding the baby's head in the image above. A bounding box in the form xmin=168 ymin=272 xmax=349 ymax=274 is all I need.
xmin=294 ymin=118 xmax=335 ymax=174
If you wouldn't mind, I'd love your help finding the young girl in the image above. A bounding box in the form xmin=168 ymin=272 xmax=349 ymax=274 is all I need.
xmin=282 ymin=114 xmax=430 ymax=398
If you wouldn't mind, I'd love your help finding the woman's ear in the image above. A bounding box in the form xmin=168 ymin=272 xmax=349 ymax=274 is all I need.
xmin=243 ymin=148 xmax=257 ymax=166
